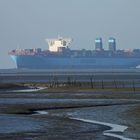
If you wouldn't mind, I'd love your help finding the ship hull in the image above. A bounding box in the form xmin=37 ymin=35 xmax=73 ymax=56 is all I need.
xmin=10 ymin=55 xmax=140 ymax=69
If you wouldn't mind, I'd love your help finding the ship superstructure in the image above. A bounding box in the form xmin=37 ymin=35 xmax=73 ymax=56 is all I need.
xmin=46 ymin=37 xmax=72 ymax=52
xmin=9 ymin=37 xmax=140 ymax=69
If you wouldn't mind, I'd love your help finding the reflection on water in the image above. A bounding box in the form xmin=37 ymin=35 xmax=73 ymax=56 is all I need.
xmin=0 ymin=114 xmax=117 ymax=140
xmin=0 ymin=114 xmax=42 ymax=133
xmin=0 ymin=98 xmax=126 ymax=139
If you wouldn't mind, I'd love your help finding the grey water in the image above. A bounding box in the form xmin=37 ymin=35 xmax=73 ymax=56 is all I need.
xmin=0 ymin=68 xmax=140 ymax=83
xmin=0 ymin=114 xmax=42 ymax=134
xmin=0 ymin=98 xmax=122 ymax=140
xmin=0 ymin=68 xmax=140 ymax=74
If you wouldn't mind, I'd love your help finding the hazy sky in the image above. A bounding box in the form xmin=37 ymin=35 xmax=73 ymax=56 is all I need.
xmin=0 ymin=0 xmax=140 ymax=68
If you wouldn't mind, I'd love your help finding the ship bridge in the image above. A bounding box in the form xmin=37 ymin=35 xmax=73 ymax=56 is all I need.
xmin=45 ymin=37 xmax=72 ymax=52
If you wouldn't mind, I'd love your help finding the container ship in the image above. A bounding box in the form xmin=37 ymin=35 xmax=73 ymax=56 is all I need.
xmin=9 ymin=37 xmax=140 ymax=69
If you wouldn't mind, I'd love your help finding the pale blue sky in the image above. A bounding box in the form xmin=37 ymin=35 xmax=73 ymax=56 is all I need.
xmin=0 ymin=0 xmax=140 ymax=68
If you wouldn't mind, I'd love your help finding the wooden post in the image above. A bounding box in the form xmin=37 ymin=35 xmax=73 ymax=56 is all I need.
xmin=114 ymin=80 xmax=117 ymax=89
xmin=122 ymin=81 xmax=125 ymax=88
xmin=101 ymin=80 xmax=104 ymax=89
xmin=132 ymin=80 xmax=135 ymax=93
xmin=73 ymin=79 xmax=77 ymax=87
xmin=90 ymin=76 xmax=94 ymax=89
xmin=67 ymin=76 xmax=71 ymax=86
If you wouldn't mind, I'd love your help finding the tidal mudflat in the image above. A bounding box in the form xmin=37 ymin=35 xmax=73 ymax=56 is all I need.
xmin=0 ymin=86 xmax=140 ymax=140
